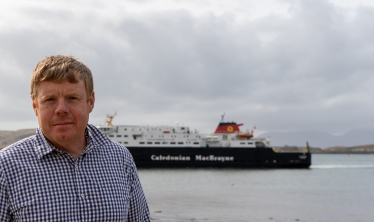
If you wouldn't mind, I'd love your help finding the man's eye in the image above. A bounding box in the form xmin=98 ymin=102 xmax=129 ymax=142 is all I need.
xmin=45 ymin=98 xmax=54 ymax=102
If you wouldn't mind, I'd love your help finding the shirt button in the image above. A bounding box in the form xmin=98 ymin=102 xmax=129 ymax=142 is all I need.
xmin=81 ymin=194 xmax=85 ymax=198
xmin=57 ymin=153 xmax=61 ymax=156
xmin=75 ymin=165 xmax=79 ymax=169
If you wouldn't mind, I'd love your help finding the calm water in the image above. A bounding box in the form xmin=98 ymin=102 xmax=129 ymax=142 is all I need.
xmin=138 ymin=154 xmax=374 ymax=222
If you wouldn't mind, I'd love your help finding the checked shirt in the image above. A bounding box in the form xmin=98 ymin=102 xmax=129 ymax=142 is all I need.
xmin=0 ymin=124 xmax=150 ymax=221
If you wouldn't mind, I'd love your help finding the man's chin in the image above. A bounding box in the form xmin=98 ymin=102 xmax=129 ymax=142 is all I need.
xmin=49 ymin=132 xmax=77 ymax=146
xmin=52 ymin=123 xmax=75 ymax=130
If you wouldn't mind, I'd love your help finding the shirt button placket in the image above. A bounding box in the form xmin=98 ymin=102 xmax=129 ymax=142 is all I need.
xmin=75 ymin=158 xmax=87 ymax=221
xmin=76 ymin=165 xmax=83 ymax=199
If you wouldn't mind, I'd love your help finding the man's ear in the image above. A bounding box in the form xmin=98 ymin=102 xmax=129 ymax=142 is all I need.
xmin=89 ymin=91 xmax=95 ymax=113
xmin=32 ymin=96 xmax=38 ymax=116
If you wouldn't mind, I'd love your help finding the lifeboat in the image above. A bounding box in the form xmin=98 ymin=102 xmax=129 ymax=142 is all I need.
xmin=238 ymin=131 xmax=253 ymax=139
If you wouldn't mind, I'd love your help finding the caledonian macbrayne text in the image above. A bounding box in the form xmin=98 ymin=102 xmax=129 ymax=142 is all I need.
xmin=151 ymin=155 xmax=234 ymax=162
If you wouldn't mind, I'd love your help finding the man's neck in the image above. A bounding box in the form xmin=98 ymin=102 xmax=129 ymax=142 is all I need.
xmin=50 ymin=136 xmax=87 ymax=160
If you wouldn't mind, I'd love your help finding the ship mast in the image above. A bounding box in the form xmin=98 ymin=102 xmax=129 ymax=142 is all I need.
xmin=106 ymin=112 xmax=117 ymax=127
xmin=220 ymin=113 xmax=225 ymax=122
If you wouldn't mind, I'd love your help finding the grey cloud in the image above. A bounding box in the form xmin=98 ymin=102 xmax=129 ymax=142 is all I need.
xmin=0 ymin=0 xmax=374 ymax=137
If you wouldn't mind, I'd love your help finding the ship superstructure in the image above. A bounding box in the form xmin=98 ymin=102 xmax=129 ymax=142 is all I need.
xmin=97 ymin=122 xmax=269 ymax=149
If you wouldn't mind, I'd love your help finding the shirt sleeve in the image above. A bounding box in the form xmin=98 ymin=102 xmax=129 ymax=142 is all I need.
xmin=127 ymin=159 xmax=150 ymax=222
xmin=0 ymin=162 xmax=11 ymax=221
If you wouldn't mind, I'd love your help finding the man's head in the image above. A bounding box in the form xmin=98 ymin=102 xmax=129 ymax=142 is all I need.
xmin=31 ymin=55 xmax=93 ymax=102
xmin=31 ymin=55 xmax=95 ymax=153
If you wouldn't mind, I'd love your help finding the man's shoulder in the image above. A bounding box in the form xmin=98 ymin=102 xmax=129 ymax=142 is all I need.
xmin=87 ymin=124 xmax=133 ymax=159
xmin=0 ymin=135 xmax=36 ymax=163
xmin=101 ymin=137 xmax=132 ymax=156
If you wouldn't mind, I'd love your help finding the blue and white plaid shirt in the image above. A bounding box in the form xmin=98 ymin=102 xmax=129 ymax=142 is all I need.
xmin=0 ymin=124 xmax=150 ymax=221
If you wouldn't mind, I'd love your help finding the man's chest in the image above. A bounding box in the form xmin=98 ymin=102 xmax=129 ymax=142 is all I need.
xmin=7 ymin=154 xmax=131 ymax=221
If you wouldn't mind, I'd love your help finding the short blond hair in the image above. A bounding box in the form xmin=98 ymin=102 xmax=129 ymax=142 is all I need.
xmin=30 ymin=55 xmax=94 ymax=101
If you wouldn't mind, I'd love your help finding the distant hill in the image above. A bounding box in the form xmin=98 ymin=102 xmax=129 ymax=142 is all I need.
xmin=274 ymin=145 xmax=374 ymax=154
xmin=257 ymin=129 xmax=374 ymax=148
xmin=0 ymin=129 xmax=36 ymax=149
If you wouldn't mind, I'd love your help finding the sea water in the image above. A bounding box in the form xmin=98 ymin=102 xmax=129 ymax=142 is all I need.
xmin=138 ymin=154 xmax=374 ymax=222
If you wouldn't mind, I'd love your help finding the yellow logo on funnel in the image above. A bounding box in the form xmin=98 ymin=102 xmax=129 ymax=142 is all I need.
xmin=227 ymin=126 xmax=234 ymax=132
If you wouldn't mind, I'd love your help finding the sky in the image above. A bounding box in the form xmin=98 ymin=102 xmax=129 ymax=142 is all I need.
xmin=1 ymin=0 xmax=374 ymax=136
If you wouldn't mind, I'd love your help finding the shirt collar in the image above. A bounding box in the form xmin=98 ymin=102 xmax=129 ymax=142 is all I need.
xmin=33 ymin=126 xmax=98 ymax=160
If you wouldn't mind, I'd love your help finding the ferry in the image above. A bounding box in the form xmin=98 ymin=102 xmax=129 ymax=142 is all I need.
xmin=97 ymin=114 xmax=311 ymax=168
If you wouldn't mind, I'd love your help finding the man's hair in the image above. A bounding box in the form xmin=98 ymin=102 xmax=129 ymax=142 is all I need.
xmin=30 ymin=55 xmax=94 ymax=101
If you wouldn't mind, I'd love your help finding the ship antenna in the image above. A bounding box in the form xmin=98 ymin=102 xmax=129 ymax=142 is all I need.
xmin=220 ymin=113 xmax=225 ymax=122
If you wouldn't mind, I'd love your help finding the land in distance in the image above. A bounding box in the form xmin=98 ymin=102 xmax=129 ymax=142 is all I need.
xmin=1 ymin=129 xmax=374 ymax=154
xmin=0 ymin=129 xmax=35 ymax=149
xmin=274 ymin=145 xmax=374 ymax=154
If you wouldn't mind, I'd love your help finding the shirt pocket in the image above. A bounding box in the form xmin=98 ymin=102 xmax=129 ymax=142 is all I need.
xmin=95 ymin=176 xmax=131 ymax=220
xmin=102 ymin=176 xmax=130 ymax=203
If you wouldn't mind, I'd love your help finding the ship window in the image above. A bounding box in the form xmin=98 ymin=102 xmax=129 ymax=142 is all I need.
xmin=223 ymin=135 xmax=227 ymax=140
xmin=124 ymin=142 xmax=128 ymax=144
xmin=159 ymin=129 xmax=161 ymax=131
xmin=147 ymin=142 xmax=152 ymax=144
xmin=178 ymin=142 xmax=183 ymax=144
xmin=124 ymin=135 xmax=128 ymax=137
xmin=181 ymin=127 xmax=185 ymax=130
xmin=119 ymin=142 xmax=122 ymax=144
xmin=162 ymin=142 xmax=168 ymax=144
xmin=139 ymin=142 xmax=145 ymax=144
xmin=193 ymin=142 xmax=199 ymax=145
xmin=248 ymin=142 xmax=253 ymax=145
xmin=125 ymin=128 xmax=127 ymax=131
xmin=109 ymin=135 xmax=114 ymax=137
xmin=155 ymin=142 xmax=160 ymax=144
xmin=170 ymin=142 xmax=176 ymax=144
xmin=255 ymin=142 xmax=266 ymax=148
xmin=240 ymin=142 xmax=245 ymax=145
xmin=117 ymin=135 xmax=122 ymax=137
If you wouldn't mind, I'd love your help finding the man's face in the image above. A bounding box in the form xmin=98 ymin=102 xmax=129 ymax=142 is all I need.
xmin=32 ymin=79 xmax=95 ymax=149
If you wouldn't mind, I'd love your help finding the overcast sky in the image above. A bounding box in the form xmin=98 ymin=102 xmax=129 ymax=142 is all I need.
xmin=1 ymin=0 xmax=374 ymax=136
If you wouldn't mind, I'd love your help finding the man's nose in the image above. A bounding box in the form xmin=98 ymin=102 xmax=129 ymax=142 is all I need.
xmin=55 ymin=99 xmax=69 ymax=115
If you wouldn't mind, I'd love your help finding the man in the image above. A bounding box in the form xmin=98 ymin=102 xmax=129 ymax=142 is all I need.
xmin=0 ymin=55 xmax=150 ymax=221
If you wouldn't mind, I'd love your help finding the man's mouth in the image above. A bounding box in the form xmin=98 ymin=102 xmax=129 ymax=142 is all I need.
xmin=53 ymin=121 xmax=73 ymax=126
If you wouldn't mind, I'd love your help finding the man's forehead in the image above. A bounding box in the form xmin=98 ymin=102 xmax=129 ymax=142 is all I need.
xmin=36 ymin=79 xmax=85 ymax=95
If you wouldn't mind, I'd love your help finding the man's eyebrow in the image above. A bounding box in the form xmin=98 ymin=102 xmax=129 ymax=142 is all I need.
xmin=40 ymin=93 xmax=56 ymax=98
xmin=66 ymin=92 xmax=84 ymax=97
xmin=40 ymin=92 xmax=82 ymax=98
